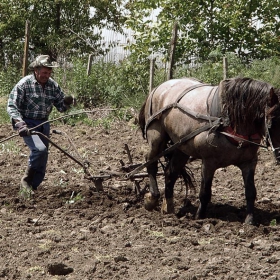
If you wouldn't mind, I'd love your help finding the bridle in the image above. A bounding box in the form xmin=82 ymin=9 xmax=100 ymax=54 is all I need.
xmin=265 ymin=114 xmax=280 ymax=164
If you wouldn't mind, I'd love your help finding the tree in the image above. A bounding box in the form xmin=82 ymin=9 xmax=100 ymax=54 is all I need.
xmin=0 ymin=0 xmax=126 ymax=68
xmin=125 ymin=0 xmax=280 ymax=64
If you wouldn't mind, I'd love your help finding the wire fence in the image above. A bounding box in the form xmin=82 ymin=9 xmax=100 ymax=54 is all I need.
xmin=94 ymin=28 xmax=134 ymax=63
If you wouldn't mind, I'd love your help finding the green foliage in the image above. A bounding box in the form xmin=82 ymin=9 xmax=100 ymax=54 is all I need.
xmin=0 ymin=0 xmax=126 ymax=67
xmin=0 ymin=140 xmax=20 ymax=154
xmin=0 ymin=67 xmax=20 ymax=97
xmin=53 ymin=57 xmax=149 ymax=109
xmin=1 ymin=54 xmax=280 ymax=129
xmin=0 ymin=99 xmax=10 ymax=124
xmin=242 ymin=57 xmax=280 ymax=88
xmin=0 ymin=68 xmax=10 ymax=123
xmin=174 ymin=49 xmax=244 ymax=84
xmin=125 ymin=0 xmax=280 ymax=64
xmin=66 ymin=191 xmax=84 ymax=204
xmin=19 ymin=186 xmax=34 ymax=200
xmin=174 ymin=52 xmax=280 ymax=88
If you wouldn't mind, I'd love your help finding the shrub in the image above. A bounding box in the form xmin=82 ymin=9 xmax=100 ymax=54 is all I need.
xmin=1 ymin=54 xmax=280 ymax=127
xmin=0 ymin=67 xmax=20 ymax=97
xmin=54 ymin=57 xmax=150 ymax=109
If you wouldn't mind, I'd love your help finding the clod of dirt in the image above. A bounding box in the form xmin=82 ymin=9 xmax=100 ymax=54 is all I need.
xmin=1 ymin=122 xmax=280 ymax=279
xmin=47 ymin=263 xmax=74 ymax=276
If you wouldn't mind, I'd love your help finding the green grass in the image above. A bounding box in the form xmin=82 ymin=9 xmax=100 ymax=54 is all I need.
xmin=65 ymin=191 xmax=84 ymax=204
xmin=270 ymin=219 xmax=277 ymax=226
xmin=0 ymin=97 xmax=10 ymax=124
xmin=0 ymin=140 xmax=20 ymax=154
xmin=19 ymin=186 xmax=34 ymax=200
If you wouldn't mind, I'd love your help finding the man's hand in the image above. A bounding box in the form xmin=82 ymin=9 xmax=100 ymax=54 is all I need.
xmin=15 ymin=121 xmax=30 ymax=137
xmin=64 ymin=95 xmax=76 ymax=107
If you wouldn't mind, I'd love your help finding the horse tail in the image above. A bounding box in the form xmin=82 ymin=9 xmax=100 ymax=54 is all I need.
xmin=138 ymin=97 xmax=148 ymax=139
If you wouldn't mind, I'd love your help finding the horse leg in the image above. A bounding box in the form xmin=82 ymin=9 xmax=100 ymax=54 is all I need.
xmin=195 ymin=162 xmax=215 ymax=219
xmin=162 ymin=150 xmax=189 ymax=214
xmin=144 ymin=126 xmax=169 ymax=211
xmin=144 ymin=160 xmax=160 ymax=211
xmin=239 ymin=162 xmax=257 ymax=225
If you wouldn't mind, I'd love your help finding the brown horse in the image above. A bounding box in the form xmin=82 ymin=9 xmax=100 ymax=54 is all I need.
xmin=139 ymin=77 xmax=280 ymax=225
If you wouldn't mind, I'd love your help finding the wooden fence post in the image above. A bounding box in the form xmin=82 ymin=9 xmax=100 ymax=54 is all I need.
xmin=166 ymin=22 xmax=178 ymax=81
xmin=22 ymin=20 xmax=30 ymax=77
xmin=87 ymin=54 xmax=93 ymax=76
xmin=149 ymin=58 xmax=155 ymax=93
xmin=223 ymin=57 xmax=228 ymax=80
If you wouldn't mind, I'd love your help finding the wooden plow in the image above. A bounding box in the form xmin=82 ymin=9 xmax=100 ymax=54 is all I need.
xmin=35 ymin=130 xmax=164 ymax=196
xmin=0 ymin=109 xmax=167 ymax=196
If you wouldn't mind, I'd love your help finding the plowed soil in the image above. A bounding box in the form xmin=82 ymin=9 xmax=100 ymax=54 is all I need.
xmin=0 ymin=117 xmax=279 ymax=280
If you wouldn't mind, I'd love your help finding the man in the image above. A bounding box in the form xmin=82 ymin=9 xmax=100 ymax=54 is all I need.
xmin=7 ymin=54 xmax=74 ymax=193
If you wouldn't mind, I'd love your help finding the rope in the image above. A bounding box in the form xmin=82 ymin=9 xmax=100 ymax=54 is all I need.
xmin=126 ymin=118 xmax=222 ymax=178
xmin=0 ymin=108 xmax=117 ymax=144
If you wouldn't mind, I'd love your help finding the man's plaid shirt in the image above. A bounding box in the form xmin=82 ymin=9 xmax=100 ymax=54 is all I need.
xmin=7 ymin=74 xmax=67 ymax=121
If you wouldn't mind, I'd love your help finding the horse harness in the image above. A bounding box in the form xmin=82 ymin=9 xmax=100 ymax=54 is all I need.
xmin=127 ymin=82 xmax=280 ymax=179
xmin=145 ymin=82 xmax=268 ymax=150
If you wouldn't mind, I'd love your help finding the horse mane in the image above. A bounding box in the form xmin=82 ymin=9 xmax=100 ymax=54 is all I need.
xmin=220 ymin=77 xmax=273 ymax=129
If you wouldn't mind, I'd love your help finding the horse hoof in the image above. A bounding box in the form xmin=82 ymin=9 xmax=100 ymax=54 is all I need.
xmin=195 ymin=211 xmax=205 ymax=220
xmin=244 ymin=215 xmax=254 ymax=225
xmin=161 ymin=198 xmax=174 ymax=214
xmin=144 ymin=193 xmax=159 ymax=211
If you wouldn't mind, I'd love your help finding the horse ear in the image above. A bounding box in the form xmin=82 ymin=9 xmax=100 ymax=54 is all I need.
xmin=269 ymin=88 xmax=279 ymax=107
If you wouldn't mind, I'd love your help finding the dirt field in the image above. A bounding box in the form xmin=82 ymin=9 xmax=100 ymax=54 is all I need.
xmin=0 ymin=117 xmax=280 ymax=280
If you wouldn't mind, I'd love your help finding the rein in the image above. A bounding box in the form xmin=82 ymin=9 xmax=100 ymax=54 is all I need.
xmin=137 ymin=82 xmax=275 ymax=178
xmin=265 ymin=121 xmax=280 ymax=163
xmin=146 ymin=82 xmax=276 ymax=150
xmin=126 ymin=118 xmax=222 ymax=178
xmin=0 ymin=109 xmax=117 ymax=144
xmin=126 ymin=84 xmax=223 ymax=178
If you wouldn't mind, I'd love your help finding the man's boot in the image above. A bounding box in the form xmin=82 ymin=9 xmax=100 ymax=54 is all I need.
xmin=21 ymin=166 xmax=36 ymax=191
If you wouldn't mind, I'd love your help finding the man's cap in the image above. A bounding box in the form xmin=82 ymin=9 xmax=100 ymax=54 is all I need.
xmin=29 ymin=55 xmax=59 ymax=69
